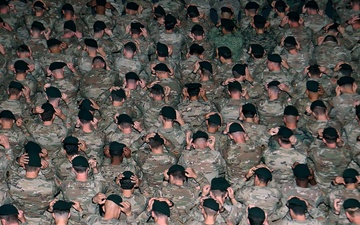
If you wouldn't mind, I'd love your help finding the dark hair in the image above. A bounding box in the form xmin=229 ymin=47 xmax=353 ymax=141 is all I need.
xmin=40 ymin=110 xmax=54 ymax=121
xmin=25 ymin=165 xmax=39 ymax=172
xmin=53 ymin=210 xmax=70 ymax=216
xmin=344 ymin=177 xmax=358 ymax=184
xmin=120 ymin=178 xmax=135 ymax=189
xmin=8 ymin=88 xmax=21 ymax=96
xmin=124 ymin=44 xmax=136 ymax=53
xmin=248 ymin=216 xmax=265 ymax=225
xmin=290 ymin=205 xmax=306 ymax=215
xmin=63 ymin=144 xmax=79 ymax=156
xmin=0 ymin=215 xmax=19 ymax=223
xmin=73 ymin=166 xmax=88 ymax=173
xmin=169 ymin=170 xmax=186 ymax=180
xmin=111 ymin=93 xmax=125 ymax=102
xmin=308 ymin=65 xmax=321 ymax=76
xmin=148 ymin=138 xmax=163 ymax=148
xmin=312 ymin=106 xmax=326 ymax=116
xmin=192 ymin=29 xmax=204 ymax=36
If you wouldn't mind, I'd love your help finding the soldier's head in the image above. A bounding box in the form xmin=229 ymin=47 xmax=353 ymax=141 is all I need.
xmin=149 ymin=84 xmax=164 ymax=101
xmin=160 ymin=106 xmax=176 ymax=124
xmin=164 ymin=14 xmax=177 ymax=31
xmin=151 ymin=200 xmax=170 ymax=222
xmin=40 ymin=102 xmax=56 ymax=122
xmin=326 ymin=23 xmax=340 ymax=35
xmin=63 ymin=20 xmax=77 ymax=36
xmin=304 ymin=0 xmax=319 ymax=14
xmin=0 ymin=0 xmax=10 ymax=14
xmin=337 ymin=76 xmax=357 ymax=94
xmin=62 ymin=136 xmax=79 ymax=156
xmin=266 ymin=80 xmax=281 ymax=97
xmin=292 ymin=163 xmax=311 ymax=183
xmin=184 ymin=83 xmax=201 ymax=99
xmin=191 ymin=131 xmax=208 ymax=149
xmin=232 ymin=64 xmax=246 ymax=81
xmin=217 ymin=47 xmax=232 ymax=63
xmin=220 ymin=18 xmax=235 ymax=33
xmin=0 ymin=110 xmax=15 ymax=128
xmin=61 ymin=3 xmax=75 ymax=19
xmin=199 ymin=61 xmax=213 ymax=77
xmin=249 ymin=44 xmax=265 ymax=59
xmin=13 ymin=60 xmax=29 ymax=74
xmin=116 ymin=114 xmax=133 ymax=131
xmin=125 ymin=2 xmax=139 ymax=15
xmin=342 ymin=168 xmax=359 ymax=186
xmin=7 ymin=81 xmax=23 ymax=99
xmin=105 ymin=141 xmax=125 ymax=161
xmin=210 ymin=177 xmax=230 ymax=204
xmin=274 ymin=0 xmax=287 ymax=14
xmin=252 ymin=15 xmax=268 ymax=30
xmin=266 ymin=54 xmax=281 ymax=70
xmin=206 ymin=113 xmax=221 ymax=130
xmin=156 ymin=42 xmax=169 ymax=58
xmin=306 ymin=64 xmax=321 ymax=78
xmin=45 ymin=86 xmax=62 ymax=104
xmin=124 ymin=72 xmax=139 ymax=90
xmin=71 ymin=156 xmax=89 ymax=176
xmin=119 ymin=171 xmax=136 ymax=192
xmin=103 ymin=194 xmax=123 ymax=219
xmin=322 ymin=127 xmax=339 ymax=145
xmin=227 ymin=81 xmax=243 ymax=98
xmin=77 ymin=109 xmax=93 ymax=126
xmin=0 ymin=204 xmax=20 ymax=225
xmin=110 ymin=88 xmax=126 ymax=103
xmin=287 ymin=197 xmax=307 ymax=219
xmin=84 ymin=38 xmax=98 ymax=53
xmin=148 ymin=133 xmax=165 ymax=150
xmin=32 ymin=0 xmax=46 ymax=15
xmin=52 ymin=200 xmax=73 ymax=223
xmin=49 ymin=62 xmax=67 ymax=77
xmin=351 ymin=0 xmax=360 ymax=10
xmin=130 ymin=22 xmax=144 ymax=37
xmin=339 ymin=63 xmax=353 ymax=77
xmin=93 ymin=21 xmax=106 ymax=36
xmin=283 ymin=105 xmax=299 ymax=125
xmin=343 ymin=198 xmax=360 ymax=222
xmin=95 ymin=0 xmax=106 ymax=13
xmin=245 ymin=2 xmax=259 ymax=16
xmin=188 ymin=43 xmax=204 ymax=58
xmin=16 ymin=44 xmax=31 ymax=58
xmin=254 ymin=167 xmax=272 ymax=186
xmin=247 ymin=206 xmax=266 ymax=225
xmin=305 ymin=80 xmax=320 ymax=98
xmin=200 ymin=198 xmax=220 ymax=219
xmin=123 ymin=42 xmax=137 ymax=59
xmin=276 ymin=126 xmax=293 ymax=146
xmin=153 ymin=5 xmax=166 ymax=24
xmin=91 ymin=56 xmax=106 ymax=70
xmin=186 ymin=5 xmax=200 ymax=19
xmin=310 ymin=100 xmax=327 ymax=118
xmin=47 ymin=38 xmax=63 ymax=53
xmin=287 ymin=11 xmax=301 ymax=27
xmin=283 ymin=36 xmax=298 ymax=51
xmin=191 ymin=25 xmax=205 ymax=40
xmin=153 ymin=63 xmax=171 ymax=78
xmin=227 ymin=122 xmax=246 ymax=143
xmin=25 ymin=150 xmax=42 ymax=174
xmin=167 ymin=165 xmax=186 ymax=184
xmin=240 ymin=103 xmax=258 ymax=120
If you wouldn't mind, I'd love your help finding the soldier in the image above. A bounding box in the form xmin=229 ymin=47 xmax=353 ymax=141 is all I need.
xmin=180 ymin=131 xmax=226 ymax=182
xmin=203 ymin=112 xmax=229 ymax=154
xmin=8 ymin=60 xmax=38 ymax=98
xmin=137 ymin=198 xmax=172 ymax=225
xmin=0 ymin=135 xmax=14 ymax=205
xmin=187 ymin=25 xmax=214 ymax=60
xmin=114 ymin=42 xmax=145 ymax=80
xmin=92 ymin=20 xmax=123 ymax=55
xmin=246 ymin=206 xmax=269 ymax=225
xmin=185 ymin=198 xmax=225 ymax=225
xmin=43 ymin=199 xmax=83 ymax=225
xmin=336 ymin=198 xmax=360 ymax=225
xmin=0 ymin=204 xmax=27 ymax=225
xmin=302 ymin=0 xmax=332 ymax=32
xmin=240 ymin=2 xmax=260 ymax=31
xmin=214 ymin=47 xmax=235 ymax=81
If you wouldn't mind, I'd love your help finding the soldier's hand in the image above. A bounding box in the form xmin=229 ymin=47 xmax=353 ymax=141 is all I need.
xmin=40 ymin=149 xmax=48 ymax=159
xmin=202 ymin=184 xmax=210 ymax=197
xmin=280 ymin=59 xmax=290 ymax=69
xmin=335 ymin=85 xmax=341 ymax=96
xmin=74 ymin=31 xmax=82 ymax=39
xmin=255 ymin=164 xmax=274 ymax=172
xmin=280 ymin=16 xmax=288 ymax=27
xmin=185 ymin=167 xmax=197 ymax=179
xmin=104 ymin=28 xmax=113 ymax=36
xmin=269 ymin=127 xmax=280 ymax=136
xmin=0 ymin=44 xmax=6 ymax=55
xmin=0 ymin=135 xmax=10 ymax=148
xmin=207 ymin=136 xmax=216 ymax=150
xmin=356 ymin=175 xmax=360 ymax=184
xmin=48 ymin=198 xmax=58 ymax=212
xmin=18 ymin=153 xmax=29 ymax=167
xmin=182 ymin=88 xmax=189 ymax=99
xmin=289 ymin=135 xmax=297 ymax=145
xmin=59 ymin=42 xmax=68 ymax=50
xmin=123 ymin=147 xmax=131 ymax=159
xmin=16 ymin=118 xmax=23 ymax=127
xmin=78 ymin=140 xmax=87 ymax=151
xmin=130 ymin=174 xmax=140 ymax=187
xmin=227 ymin=187 xmax=235 ymax=200
xmin=333 ymin=199 xmax=342 ymax=214
xmin=28 ymin=64 xmax=35 ymax=72
xmin=132 ymin=121 xmax=143 ymax=132
xmin=41 ymin=159 xmax=49 ymax=169
xmin=138 ymin=79 xmax=147 ymax=89
xmin=89 ymin=99 xmax=100 ymax=110
xmin=93 ymin=193 xmax=106 ymax=204
xmin=54 ymin=108 xmax=65 ymax=117
xmin=21 ymin=86 xmax=31 ymax=99
xmin=291 ymin=162 xmax=300 ymax=169
xmin=88 ymin=158 xmax=97 ymax=169
xmin=90 ymin=117 xmax=99 ymax=128
xmin=185 ymin=130 xmax=192 ymax=148
xmin=199 ymin=88 xmax=207 ymax=101
xmin=17 ymin=210 xmax=25 ymax=223
xmin=140 ymin=27 xmax=148 ymax=37
xmin=222 ymin=78 xmax=236 ymax=86
xmin=120 ymin=201 xmax=132 ymax=216
xmin=72 ymin=201 xmax=83 ymax=212
xmin=334 ymin=176 xmax=345 ymax=185
xmin=163 ymin=169 xmax=169 ymax=181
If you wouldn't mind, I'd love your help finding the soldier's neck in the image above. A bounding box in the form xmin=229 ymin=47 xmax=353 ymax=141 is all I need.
xmin=151 ymin=147 xmax=164 ymax=154
xmin=112 ymin=101 xmax=124 ymax=107
xmin=345 ymin=183 xmax=358 ymax=190
xmin=15 ymin=73 xmax=27 ymax=80
xmin=285 ymin=123 xmax=297 ymax=130
xmin=295 ymin=179 xmax=308 ymax=188
xmin=200 ymin=75 xmax=209 ymax=82
xmin=207 ymin=126 xmax=218 ymax=133
xmin=25 ymin=171 xmax=38 ymax=179
xmin=55 ymin=218 xmax=68 ymax=225
xmin=162 ymin=121 xmax=173 ymax=129
xmin=155 ymin=217 xmax=168 ymax=225
xmin=204 ymin=216 xmax=216 ymax=225
xmin=122 ymin=190 xmax=133 ymax=198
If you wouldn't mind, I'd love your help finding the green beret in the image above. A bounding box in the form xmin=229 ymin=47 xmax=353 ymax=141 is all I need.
xmin=45 ymin=86 xmax=62 ymax=98
xmin=211 ymin=177 xmax=230 ymax=192
xmin=293 ymin=164 xmax=310 ymax=179
xmin=0 ymin=204 xmax=18 ymax=216
xmin=0 ymin=110 xmax=15 ymax=120
xmin=255 ymin=167 xmax=272 ymax=181
xmin=107 ymin=194 xmax=123 ymax=206
xmin=284 ymin=105 xmax=299 ymax=116
xmin=203 ymin=198 xmax=220 ymax=211
xmin=306 ymin=80 xmax=319 ymax=92
xmin=72 ymin=156 xmax=89 ymax=168
xmin=152 ymin=200 xmax=170 ymax=217
xmin=229 ymin=122 xmax=245 ymax=133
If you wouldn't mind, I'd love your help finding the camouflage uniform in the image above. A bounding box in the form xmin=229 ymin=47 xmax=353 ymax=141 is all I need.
xmin=177 ymin=100 xmax=217 ymax=129
xmin=208 ymin=28 xmax=243 ymax=61
xmin=0 ymin=146 xmax=13 ymax=204
xmin=312 ymin=42 xmax=351 ymax=69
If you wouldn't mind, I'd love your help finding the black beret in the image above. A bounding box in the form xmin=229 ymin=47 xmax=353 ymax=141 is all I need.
xmin=151 ymin=133 xmax=164 ymax=145
xmin=228 ymin=81 xmax=242 ymax=92
xmin=41 ymin=102 xmax=55 ymax=113
xmin=287 ymin=197 xmax=307 ymax=210
xmin=267 ymin=80 xmax=281 ymax=88
xmin=248 ymin=207 xmax=265 ymax=220
xmin=0 ymin=0 xmax=8 ymax=6
xmin=45 ymin=86 xmax=61 ymax=98
xmin=0 ymin=204 xmax=18 ymax=216
xmin=232 ymin=64 xmax=246 ymax=75
xmin=284 ymin=36 xmax=297 ymax=46
xmin=131 ymin=22 xmax=145 ymax=30
xmin=160 ymin=106 xmax=176 ymax=120
xmin=156 ymin=42 xmax=168 ymax=57
xmin=293 ymin=164 xmax=310 ymax=179
xmin=267 ymin=54 xmax=282 ymax=63
xmin=277 ymin=126 xmax=293 ymax=138
xmin=189 ymin=43 xmax=204 ymax=54
xmin=245 ymin=2 xmax=260 ymax=10
xmin=124 ymin=42 xmax=137 ymax=51
xmin=94 ymin=20 xmax=106 ymax=31
xmin=207 ymin=113 xmax=221 ymax=126
xmin=153 ymin=63 xmax=170 ymax=72
xmin=47 ymin=38 xmax=62 ymax=48
xmin=217 ymin=46 xmax=232 ymax=57
xmin=31 ymin=21 xmax=46 ymax=31
xmin=53 ymin=200 xmax=74 ymax=211
xmin=72 ymin=156 xmax=89 ymax=167
xmin=126 ymin=2 xmax=139 ymax=10
xmin=229 ymin=122 xmax=245 ymax=133
xmin=340 ymin=63 xmax=353 ymax=72
xmin=203 ymin=198 xmax=219 ymax=211
xmin=122 ymin=171 xmax=134 ymax=179
xmin=310 ymin=100 xmax=326 ymax=111
xmin=250 ymin=44 xmax=264 ymax=55
xmin=17 ymin=44 xmax=30 ymax=52
xmin=152 ymin=200 xmax=170 ymax=217
xmin=64 ymin=20 xmax=76 ymax=32
xmin=111 ymin=89 xmax=126 ymax=99
xmin=221 ymin=18 xmax=235 ymax=30
xmin=253 ymin=15 xmax=266 ymax=24
xmin=287 ymin=11 xmax=300 ymax=21
xmin=151 ymin=84 xmax=164 ymax=94
xmin=125 ymin=72 xmax=140 ymax=81
xmin=187 ymin=5 xmax=199 ymax=16
xmin=96 ymin=0 xmax=106 ymax=6
xmin=27 ymin=150 xmax=42 ymax=167
xmin=109 ymin=141 xmax=125 ymax=156
xmin=306 ymin=80 xmax=319 ymax=92
xmin=305 ymin=0 xmax=319 ymax=9
xmin=185 ymin=83 xmax=202 ymax=90
xmin=24 ymin=141 xmax=42 ymax=154
xmin=33 ymin=1 xmax=45 ymax=9
xmin=242 ymin=103 xmax=257 ymax=114
xmin=0 ymin=110 xmax=15 ymax=120
xmin=49 ymin=62 xmax=67 ymax=71
xmin=165 ymin=14 xmax=177 ymax=24
xmin=84 ymin=38 xmax=98 ymax=48
xmin=192 ymin=130 xmax=208 ymax=141
xmin=342 ymin=168 xmax=359 ymax=179
xmin=191 ymin=24 xmax=204 ymax=33
xmin=210 ymin=177 xmax=230 ymax=191
xmin=323 ymin=127 xmax=339 ymax=138
xmin=167 ymin=164 xmax=185 ymax=175
xmin=61 ymin=3 xmax=74 ymax=12
xmin=9 ymin=81 xmax=24 ymax=91
xmin=79 ymin=99 xmax=96 ymax=111
xmin=78 ymin=109 xmax=94 ymax=121
xmin=63 ymin=136 xmax=79 ymax=145
xmin=255 ymin=167 xmax=272 ymax=181
xmin=337 ymin=76 xmax=355 ymax=86
xmin=284 ymin=105 xmax=299 ymax=116
xmin=199 ymin=61 xmax=213 ymax=73
xmin=154 ymin=5 xmax=166 ymax=16
xmin=343 ymin=199 xmax=360 ymax=210
xmin=220 ymin=6 xmax=232 ymax=13
xmin=107 ymin=194 xmax=123 ymax=206
xmin=14 ymin=60 xmax=29 ymax=71
xmin=116 ymin=114 xmax=133 ymax=124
